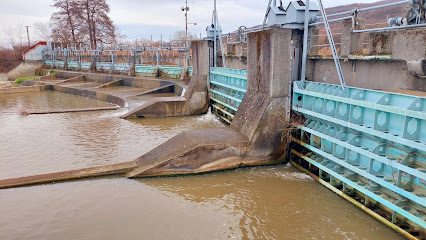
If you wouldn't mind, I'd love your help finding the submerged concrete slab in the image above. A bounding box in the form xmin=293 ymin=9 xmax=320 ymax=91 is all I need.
xmin=121 ymin=96 xmax=189 ymax=118
xmin=94 ymin=78 xmax=124 ymax=89
xmin=121 ymin=75 xmax=209 ymax=118
xmin=0 ymin=161 xmax=137 ymax=189
xmin=127 ymin=128 xmax=249 ymax=177
xmin=26 ymin=106 xmax=120 ymax=114
xmin=134 ymin=84 xmax=175 ymax=96
xmin=0 ymin=85 xmax=51 ymax=94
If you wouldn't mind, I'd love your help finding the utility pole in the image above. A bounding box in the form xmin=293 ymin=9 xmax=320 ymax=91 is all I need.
xmin=181 ymin=1 xmax=190 ymax=47
xmin=24 ymin=26 xmax=30 ymax=46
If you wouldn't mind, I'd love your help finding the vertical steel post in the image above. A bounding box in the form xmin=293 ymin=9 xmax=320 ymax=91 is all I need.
xmin=151 ymin=35 xmax=153 ymax=65
xmin=213 ymin=0 xmax=217 ymax=68
xmin=111 ymin=51 xmax=115 ymax=72
xmin=216 ymin=15 xmax=226 ymax=68
xmin=156 ymin=50 xmax=160 ymax=66
xmin=317 ymin=0 xmax=346 ymax=89
xmin=65 ymin=48 xmax=68 ymax=70
xmin=301 ymin=0 xmax=310 ymax=81
xmin=263 ymin=0 xmax=273 ymax=28
xmin=185 ymin=0 xmax=188 ymax=48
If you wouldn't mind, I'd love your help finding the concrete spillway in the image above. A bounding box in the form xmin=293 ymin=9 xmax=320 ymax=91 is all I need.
xmin=0 ymin=30 xmax=293 ymax=189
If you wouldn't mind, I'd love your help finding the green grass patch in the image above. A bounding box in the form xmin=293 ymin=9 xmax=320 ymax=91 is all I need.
xmin=15 ymin=76 xmax=39 ymax=85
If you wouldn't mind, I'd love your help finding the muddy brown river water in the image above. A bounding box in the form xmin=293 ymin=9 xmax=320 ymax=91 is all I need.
xmin=0 ymin=91 xmax=403 ymax=239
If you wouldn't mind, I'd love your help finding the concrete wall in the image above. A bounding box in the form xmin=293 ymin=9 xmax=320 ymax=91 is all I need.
xmin=191 ymin=40 xmax=212 ymax=76
xmin=24 ymin=45 xmax=46 ymax=61
xmin=0 ymin=61 xmax=43 ymax=81
xmin=217 ymin=56 xmax=247 ymax=70
xmin=307 ymin=58 xmax=425 ymax=91
xmin=216 ymin=42 xmax=248 ymax=70
xmin=307 ymin=23 xmax=426 ymax=91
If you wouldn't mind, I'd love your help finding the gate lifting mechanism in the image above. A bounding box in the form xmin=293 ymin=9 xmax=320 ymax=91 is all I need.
xmin=206 ymin=0 xmax=226 ymax=68
xmin=389 ymin=0 xmax=426 ymax=26
xmin=263 ymin=0 xmax=346 ymax=90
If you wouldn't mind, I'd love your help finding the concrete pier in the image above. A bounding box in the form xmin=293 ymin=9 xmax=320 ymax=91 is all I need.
xmin=129 ymin=29 xmax=300 ymax=176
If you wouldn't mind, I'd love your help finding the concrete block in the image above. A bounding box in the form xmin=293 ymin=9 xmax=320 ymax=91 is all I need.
xmin=127 ymin=128 xmax=249 ymax=177
xmin=120 ymin=96 xmax=189 ymax=118
xmin=234 ymin=43 xmax=247 ymax=57
xmin=367 ymin=32 xmax=395 ymax=55
xmin=407 ymin=59 xmax=426 ymax=77
xmin=185 ymin=74 xmax=209 ymax=115
xmin=191 ymin=40 xmax=211 ymax=76
xmin=341 ymin=18 xmax=365 ymax=57
xmin=309 ymin=27 xmax=320 ymax=55
xmin=184 ymin=75 xmax=207 ymax=99
xmin=247 ymin=28 xmax=294 ymax=98
xmin=392 ymin=27 xmax=426 ymax=61
xmin=231 ymin=90 xmax=270 ymax=139
xmin=242 ymin=97 xmax=289 ymax=165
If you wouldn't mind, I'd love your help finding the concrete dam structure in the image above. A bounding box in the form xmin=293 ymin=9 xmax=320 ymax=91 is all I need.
xmin=0 ymin=28 xmax=296 ymax=184
xmin=1 ymin=0 xmax=426 ymax=239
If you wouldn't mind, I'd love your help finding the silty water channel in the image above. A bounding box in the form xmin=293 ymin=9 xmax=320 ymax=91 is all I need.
xmin=0 ymin=90 xmax=403 ymax=239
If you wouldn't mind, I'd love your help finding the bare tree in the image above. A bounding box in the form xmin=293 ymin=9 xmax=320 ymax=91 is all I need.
xmin=33 ymin=22 xmax=52 ymax=42
xmin=3 ymin=25 xmax=16 ymax=47
xmin=51 ymin=0 xmax=80 ymax=45
xmin=77 ymin=0 xmax=117 ymax=49
xmin=14 ymin=22 xmax=26 ymax=46
xmin=171 ymin=31 xmax=197 ymax=41
xmin=3 ymin=22 xmax=26 ymax=48
xmin=50 ymin=0 xmax=117 ymax=48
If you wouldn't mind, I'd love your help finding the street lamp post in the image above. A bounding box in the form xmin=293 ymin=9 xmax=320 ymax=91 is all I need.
xmin=181 ymin=1 xmax=190 ymax=47
xmin=181 ymin=1 xmax=197 ymax=47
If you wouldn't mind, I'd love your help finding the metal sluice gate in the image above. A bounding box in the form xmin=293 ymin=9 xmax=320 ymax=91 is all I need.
xmin=43 ymin=60 xmax=192 ymax=79
xmin=209 ymin=67 xmax=247 ymax=123
xmin=291 ymin=80 xmax=426 ymax=233
xmin=208 ymin=66 xmax=425 ymax=234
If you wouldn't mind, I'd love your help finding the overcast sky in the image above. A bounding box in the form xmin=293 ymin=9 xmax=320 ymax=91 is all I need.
xmin=0 ymin=0 xmax=380 ymax=44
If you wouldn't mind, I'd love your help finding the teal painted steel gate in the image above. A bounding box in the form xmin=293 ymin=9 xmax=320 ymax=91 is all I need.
xmin=291 ymin=80 xmax=426 ymax=230
xmin=209 ymin=67 xmax=247 ymax=123
xmin=207 ymin=66 xmax=425 ymax=231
